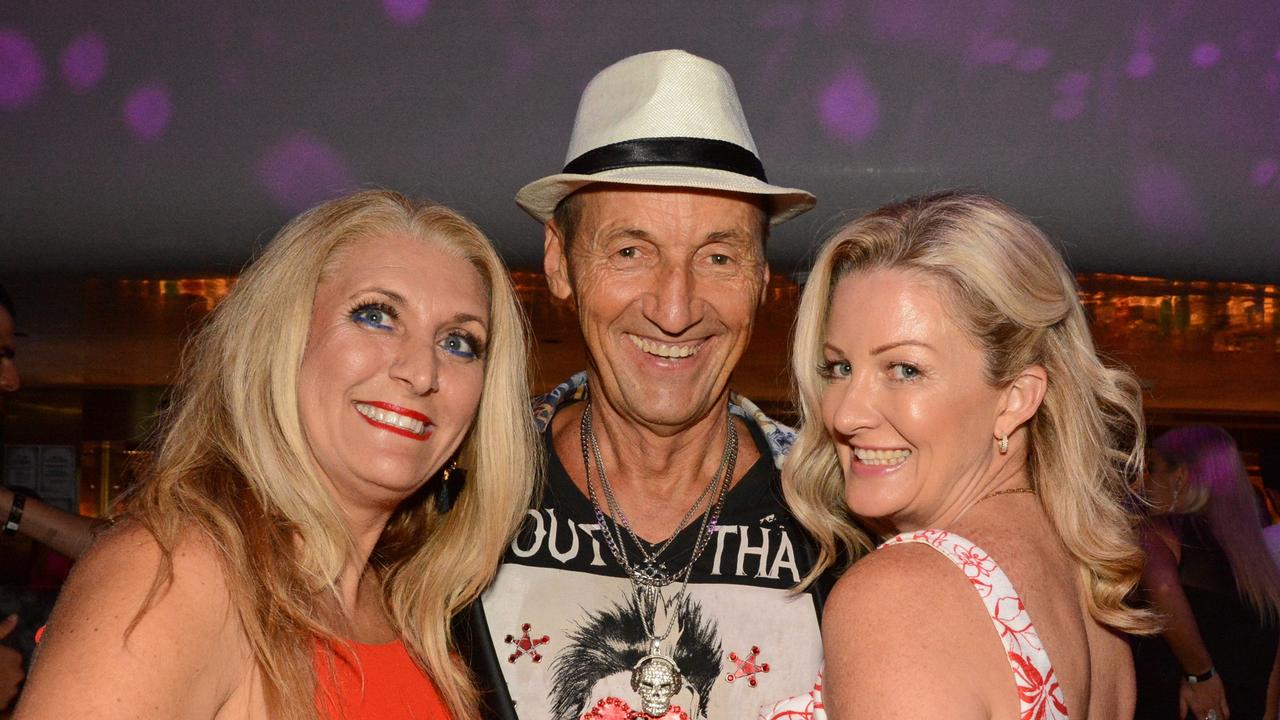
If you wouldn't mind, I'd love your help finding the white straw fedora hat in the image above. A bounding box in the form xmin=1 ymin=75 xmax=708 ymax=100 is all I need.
xmin=516 ymin=49 xmax=816 ymax=225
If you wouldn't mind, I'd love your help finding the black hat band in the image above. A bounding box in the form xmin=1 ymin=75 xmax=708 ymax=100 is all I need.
xmin=562 ymin=137 xmax=768 ymax=183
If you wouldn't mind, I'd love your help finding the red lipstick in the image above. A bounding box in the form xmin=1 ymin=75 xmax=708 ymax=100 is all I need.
xmin=355 ymin=401 xmax=432 ymax=441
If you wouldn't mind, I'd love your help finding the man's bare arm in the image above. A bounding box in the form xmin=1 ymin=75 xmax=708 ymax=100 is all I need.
xmin=1 ymin=486 xmax=100 ymax=559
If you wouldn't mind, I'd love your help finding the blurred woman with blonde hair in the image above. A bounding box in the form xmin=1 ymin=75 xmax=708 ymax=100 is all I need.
xmin=1135 ymin=424 xmax=1280 ymax=720
xmin=15 ymin=190 xmax=540 ymax=719
xmin=762 ymin=190 xmax=1155 ymax=719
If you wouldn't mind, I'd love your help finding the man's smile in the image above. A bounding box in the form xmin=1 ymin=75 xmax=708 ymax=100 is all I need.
xmin=625 ymin=333 xmax=707 ymax=360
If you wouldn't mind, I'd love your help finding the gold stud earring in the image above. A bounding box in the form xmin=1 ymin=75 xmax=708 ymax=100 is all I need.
xmin=998 ymin=435 xmax=1009 ymax=454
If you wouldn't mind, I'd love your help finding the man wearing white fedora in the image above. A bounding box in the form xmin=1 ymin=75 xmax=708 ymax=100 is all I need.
xmin=460 ymin=50 xmax=828 ymax=720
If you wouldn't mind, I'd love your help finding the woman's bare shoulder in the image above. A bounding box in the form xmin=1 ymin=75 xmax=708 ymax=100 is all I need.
xmin=820 ymin=541 xmax=1010 ymax=719
xmin=825 ymin=538 xmax=977 ymax=613
xmin=69 ymin=520 xmax=235 ymax=617
xmin=15 ymin=521 xmax=248 ymax=720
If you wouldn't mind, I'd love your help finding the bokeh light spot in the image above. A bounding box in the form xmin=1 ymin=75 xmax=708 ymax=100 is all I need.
xmin=0 ymin=29 xmax=45 ymax=110
xmin=1131 ymin=162 xmax=1205 ymax=241
xmin=818 ymin=66 xmax=880 ymax=144
xmin=1251 ymin=158 xmax=1278 ymax=188
xmin=1125 ymin=51 xmax=1156 ymax=79
xmin=1050 ymin=70 xmax=1090 ymax=121
xmin=1013 ymin=46 xmax=1050 ymax=74
xmin=60 ymin=31 xmax=108 ymax=93
xmin=1190 ymin=42 xmax=1221 ymax=69
xmin=123 ymin=82 xmax=172 ymax=143
xmin=257 ymin=132 xmax=356 ymax=213
xmin=381 ymin=0 xmax=429 ymax=26
xmin=1057 ymin=71 xmax=1091 ymax=96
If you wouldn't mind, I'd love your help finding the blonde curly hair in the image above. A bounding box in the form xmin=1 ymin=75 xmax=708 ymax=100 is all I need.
xmin=786 ymin=190 xmax=1155 ymax=634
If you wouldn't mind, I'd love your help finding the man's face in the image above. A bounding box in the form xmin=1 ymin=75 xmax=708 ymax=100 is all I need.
xmin=544 ymin=186 xmax=769 ymax=434
xmin=0 ymin=307 xmax=19 ymax=395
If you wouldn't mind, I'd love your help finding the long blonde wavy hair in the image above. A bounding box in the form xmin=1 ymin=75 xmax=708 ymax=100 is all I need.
xmin=1156 ymin=424 xmax=1280 ymax=623
xmin=122 ymin=189 xmax=540 ymax=718
xmin=786 ymin=190 xmax=1155 ymax=634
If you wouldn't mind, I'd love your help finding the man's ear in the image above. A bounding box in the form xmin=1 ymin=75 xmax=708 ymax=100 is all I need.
xmin=995 ymin=364 xmax=1048 ymax=441
xmin=544 ymin=221 xmax=573 ymax=301
xmin=759 ymin=263 xmax=771 ymax=307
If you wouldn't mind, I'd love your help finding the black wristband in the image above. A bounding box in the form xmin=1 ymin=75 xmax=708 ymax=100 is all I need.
xmin=1185 ymin=666 xmax=1216 ymax=684
xmin=3 ymin=489 xmax=26 ymax=536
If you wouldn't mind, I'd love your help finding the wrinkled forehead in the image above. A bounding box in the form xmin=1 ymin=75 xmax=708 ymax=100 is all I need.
xmin=574 ymin=185 xmax=767 ymax=247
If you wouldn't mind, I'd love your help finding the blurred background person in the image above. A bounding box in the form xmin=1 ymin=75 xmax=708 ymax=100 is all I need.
xmin=765 ymin=190 xmax=1154 ymax=719
xmin=1259 ymin=448 xmax=1280 ymax=566
xmin=1134 ymin=425 xmax=1280 ymax=720
xmin=0 ymin=286 xmax=27 ymax=716
xmin=0 ymin=284 xmax=102 ymax=717
xmin=0 ymin=286 xmax=18 ymax=399
xmin=0 ymin=284 xmax=110 ymax=563
xmin=13 ymin=191 xmax=539 ymax=720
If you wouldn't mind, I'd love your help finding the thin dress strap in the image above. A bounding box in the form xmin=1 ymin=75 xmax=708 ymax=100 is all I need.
xmin=881 ymin=529 xmax=1070 ymax=719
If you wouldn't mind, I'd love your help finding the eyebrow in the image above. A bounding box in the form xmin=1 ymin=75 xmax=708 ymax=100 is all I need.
xmin=451 ymin=312 xmax=487 ymax=328
xmin=603 ymin=227 xmax=755 ymax=244
xmin=706 ymin=228 xmax=755 ymax=243
xmin=352 ymin=290 xmax=487 ymax=326
xmin=871 ymin=340 xmax=935 ymax=355
xmin=351 ymin=287 xmax=408 ymax=304
xmin=607 ymin=228 xmax=651 ymax=242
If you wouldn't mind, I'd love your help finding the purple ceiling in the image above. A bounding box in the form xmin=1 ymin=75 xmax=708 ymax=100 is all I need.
xmin=2 ymin=0 xmax=1278 ymax=283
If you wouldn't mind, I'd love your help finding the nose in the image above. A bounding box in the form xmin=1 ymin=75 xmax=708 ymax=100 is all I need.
xmin=389 ymin=337 xmax=439 ymax=395
xmin=0 ymin=359 xmax=18 ymax=393
xmin=825 ymin=369 xmax=878 ymax=438
xmin=642 ymin=259 xmax=703 ymax=336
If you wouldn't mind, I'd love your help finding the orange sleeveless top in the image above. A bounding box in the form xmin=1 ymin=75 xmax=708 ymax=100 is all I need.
xmin=315 ymin=639 xmax=452 ymax=720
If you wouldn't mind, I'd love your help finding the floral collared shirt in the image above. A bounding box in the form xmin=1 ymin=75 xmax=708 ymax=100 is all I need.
xmin=531 ymin=371 xmax=796 ymax=469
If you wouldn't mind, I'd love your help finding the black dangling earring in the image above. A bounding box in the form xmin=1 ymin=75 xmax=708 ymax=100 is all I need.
xmin=434 ymin=460 xmax=466 ymax=513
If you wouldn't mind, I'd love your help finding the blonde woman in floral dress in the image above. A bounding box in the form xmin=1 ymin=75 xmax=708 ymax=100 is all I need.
xmin=763 ymin=191 xmax=1156 ymax=719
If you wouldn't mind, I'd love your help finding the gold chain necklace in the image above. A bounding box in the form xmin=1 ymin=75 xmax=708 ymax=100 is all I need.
xmin=975 ymin=486 xmax=1037 ymax=504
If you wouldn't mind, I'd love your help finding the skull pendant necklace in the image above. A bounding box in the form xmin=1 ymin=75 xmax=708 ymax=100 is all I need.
xmin=580 ymin=402 xmax=738 ymax=718
xmin=631 ymin=638 xmax=684 ymax=718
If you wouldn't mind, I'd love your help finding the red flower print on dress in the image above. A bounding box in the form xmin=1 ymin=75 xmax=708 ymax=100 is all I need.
xmin=756 ymin=674 xmax=823 ymax=720
xmin=902 ymin=532 xmax=1073 ymax=718
xmin=1009 ymin=651 xmax=1068 ymax=720
xmin=909 ymin=528 xmax=950 ymax=548
xmin=993 ymin=595 xmax=1043 ymax=656
xmin=759 ymin=533 xmax=1070 ymax=720
xmin=951 ymin=544 xmax=997 ymax=598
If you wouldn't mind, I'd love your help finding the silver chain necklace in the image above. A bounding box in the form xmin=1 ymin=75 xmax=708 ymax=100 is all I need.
xmin=584 ymin=405 xmax=735 ymax=586
xmin=579 ymin=402 xmax=738 ymax=717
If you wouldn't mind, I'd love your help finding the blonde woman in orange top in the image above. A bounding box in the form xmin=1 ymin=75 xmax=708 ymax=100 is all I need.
xmin=14 ymin=190 xmax=540 ymax=720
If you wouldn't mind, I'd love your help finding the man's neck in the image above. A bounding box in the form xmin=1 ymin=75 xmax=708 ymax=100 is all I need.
xmin=551 ymin=392 xmax=761 ymax=544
